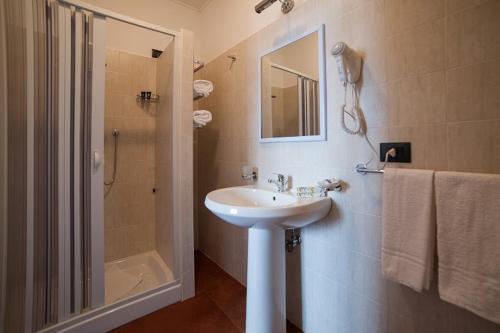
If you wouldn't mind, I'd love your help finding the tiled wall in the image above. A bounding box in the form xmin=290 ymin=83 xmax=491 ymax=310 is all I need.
xmin=104 ymin=49 xmax=158 ymax=262
xmin=196 ymin=0 xmax=500 ymax=332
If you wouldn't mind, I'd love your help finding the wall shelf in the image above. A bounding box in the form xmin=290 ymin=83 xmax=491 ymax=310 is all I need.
xmin=136 ymin=94 xmax=160 ymax=103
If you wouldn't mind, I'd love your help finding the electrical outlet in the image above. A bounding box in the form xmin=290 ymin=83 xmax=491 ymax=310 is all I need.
xmin=380 ymin=142 xmax=411 ymax=163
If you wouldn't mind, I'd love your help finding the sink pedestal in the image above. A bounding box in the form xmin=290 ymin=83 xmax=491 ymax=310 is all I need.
xmin=246 ymin=225 xmax=286 ymax=333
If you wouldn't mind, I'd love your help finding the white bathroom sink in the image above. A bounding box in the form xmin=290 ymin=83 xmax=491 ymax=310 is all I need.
xmin=205 ymin=186 xmax=331 ymax=229
xmin=205 ymin=185 xmax=332 ymax=333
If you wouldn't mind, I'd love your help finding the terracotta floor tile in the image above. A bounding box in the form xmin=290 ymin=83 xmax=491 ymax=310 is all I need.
xmin=111 ymin=251 xmax=302 ymax=333
xmin=111 ymin=294 xmax=239 ymax=333
xmin=207 ymin=285 xmax=247 ymax=331
xmin=194 ymin=252 xmax=240 ymax=295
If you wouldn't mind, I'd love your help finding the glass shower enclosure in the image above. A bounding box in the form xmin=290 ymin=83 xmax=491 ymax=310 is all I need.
xmin=0 ymin=0 xmax=194 ymax=332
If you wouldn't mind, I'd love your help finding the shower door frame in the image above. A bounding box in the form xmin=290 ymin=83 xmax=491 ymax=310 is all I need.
xmin=0 ymin=0 xmax=7 ymax=327
xmin=21 ymin=1 xmax=194 ymax=332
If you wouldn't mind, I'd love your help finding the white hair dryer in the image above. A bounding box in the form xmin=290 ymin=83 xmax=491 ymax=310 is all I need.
xmin=332 ymin=42 xmax=363 ymax=135
xmin=331 ymin=42 xmax=362 ymax=84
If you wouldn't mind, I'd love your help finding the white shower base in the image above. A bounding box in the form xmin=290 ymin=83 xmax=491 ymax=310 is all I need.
xmin=104 ymin=251 xmax=174 ymax=304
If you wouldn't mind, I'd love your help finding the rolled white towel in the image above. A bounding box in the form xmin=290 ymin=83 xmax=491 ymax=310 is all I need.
xmin=194 ymin=80 xmax=214 ymax=97
xmin=193 ymin=119 xmax=206 ymax=127
xmin=193 ymin=110 xmax=212 ymax=127
xmin=193 ymin=110 xmax=212 ymax=122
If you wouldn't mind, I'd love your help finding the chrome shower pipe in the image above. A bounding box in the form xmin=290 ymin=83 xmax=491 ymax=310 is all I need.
xmin=255 ymin=0 xmax=294 ymax=14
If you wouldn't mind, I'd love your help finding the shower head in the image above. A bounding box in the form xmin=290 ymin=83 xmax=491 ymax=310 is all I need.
xmin=255 ymin=0 xmax=294 ymax=14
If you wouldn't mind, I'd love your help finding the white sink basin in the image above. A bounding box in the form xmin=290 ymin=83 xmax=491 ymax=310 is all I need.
xmin=205 ymin=186 xmax=331 ymax=229
xmin=204 ymin=185 xmax=332 ymax=333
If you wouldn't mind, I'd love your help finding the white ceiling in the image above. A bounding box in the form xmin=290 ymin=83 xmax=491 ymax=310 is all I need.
xmin=172 ymin=0 xmax=212 ymax=11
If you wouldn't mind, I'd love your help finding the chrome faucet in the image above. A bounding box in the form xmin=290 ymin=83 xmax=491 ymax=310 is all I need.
xmin=268 ymin=173 xmax=288 ymax=192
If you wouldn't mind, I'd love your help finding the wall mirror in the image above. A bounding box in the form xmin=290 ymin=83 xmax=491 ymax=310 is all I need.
xmin=260 ymin=25 xmax=326 ymax=143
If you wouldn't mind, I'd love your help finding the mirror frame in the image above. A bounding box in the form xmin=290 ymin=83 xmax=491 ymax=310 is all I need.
xmin=258 ymin=24 xmax=327 ymax=143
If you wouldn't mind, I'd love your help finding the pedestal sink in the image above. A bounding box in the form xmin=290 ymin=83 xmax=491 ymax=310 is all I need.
xmin=205 ymin=186 xmax=332 ymax=333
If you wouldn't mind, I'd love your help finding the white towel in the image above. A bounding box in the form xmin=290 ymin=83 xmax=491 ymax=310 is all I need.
xmin=435 ymin=172 xmax=500 ymax=324
xmin=193 ymin=110 xmax=212 ymax=127
xmin=381 ymin=168 xmax=435 ymax=292
xmin=194 ymin=80 xmax=213 ymax=97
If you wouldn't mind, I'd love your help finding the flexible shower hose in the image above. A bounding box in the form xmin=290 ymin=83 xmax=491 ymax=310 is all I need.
xmin=104 ymin=128 xmax=119 ymax=186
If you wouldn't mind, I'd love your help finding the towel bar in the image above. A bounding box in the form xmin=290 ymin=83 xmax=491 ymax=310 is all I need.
xmin=355 ymin=148 xmax=396 ymax=175
xmin=194 ymin=60 xmax=204 ymax=73
xmin=355 ymin=164 xmax=385 ymax=174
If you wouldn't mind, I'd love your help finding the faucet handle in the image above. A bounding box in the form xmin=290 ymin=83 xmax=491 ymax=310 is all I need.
xmin=272 ymin=173 xmax=286 ymax=181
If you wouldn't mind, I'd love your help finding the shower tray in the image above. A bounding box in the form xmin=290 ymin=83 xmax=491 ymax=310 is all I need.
xmin=104 ymin=251 xmax=174 ymax=304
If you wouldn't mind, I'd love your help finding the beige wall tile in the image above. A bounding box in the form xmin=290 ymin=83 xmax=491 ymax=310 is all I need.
xmin=385 ymin=0 xmax=444 ymax=35
xmin=361 ymin=82 xmax=399 ymax=128
xmin=446 ymin=0 xmax=500 ymax=68
xmin=447 ymin=120 xmax=500 ymax=173
xmin=446 ymin=59 xmax=500 ymax=122
xmin=339 ymin=0 xmax=374 ymax=14
xmin=104 ymin=92 xmax=124 ymax=118
xmin=385 ymin=19 xmax=445 ymax=81
xmin=117 ymin=51 xmax=135 ymax=75
xmin=106 ymin=48 xmax=120 ymax=72
xmin=387 ymin=125 xmax=448 ymax=170
xmin=105 ymin=71 xmax=132 ymax=95
xmin=398 ymin=71 xmax=446 ymax=126
xmin=446 ymin=63 xmax=483 ymax=122
xmin=339 ymin=0 xmax=387 ymax=86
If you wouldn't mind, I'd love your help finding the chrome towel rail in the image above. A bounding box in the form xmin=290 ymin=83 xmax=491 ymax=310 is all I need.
xmin=355 ymin=164 xmax=385 ymax=174
xmin=193 ymin=59 xmax=204 ymax=73
xmin=356 ymin=148 xmax=396 ymax=175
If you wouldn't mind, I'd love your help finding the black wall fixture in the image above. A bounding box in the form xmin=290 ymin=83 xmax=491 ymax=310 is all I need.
xmin=380 ymin=142 xmax=411 ymax=163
